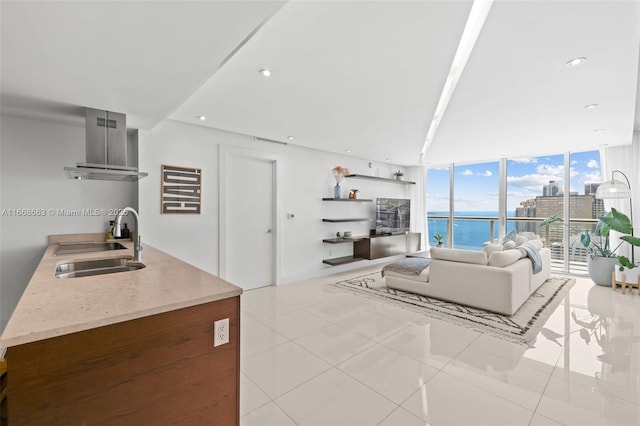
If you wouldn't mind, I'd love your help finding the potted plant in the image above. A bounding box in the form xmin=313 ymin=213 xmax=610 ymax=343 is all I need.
xmin=616 ymin=256 xmax=640 ymax=284
xmin=393 ymin=170 xmax=404 ymax=180
xmin=540 ymin=210 xmax=620 ymax=286
xmin=598 ymin=208 xmax=640 ymax=284
xmin=433 ymin=233 xmax=444 ymax=247
xmin=348 ymin=189 xmax=359 ymax=199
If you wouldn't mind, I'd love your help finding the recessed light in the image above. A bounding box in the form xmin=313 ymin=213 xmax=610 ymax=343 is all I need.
xmin=259 ymin=68 xmax=272 ymax=77
xmin=345 ymin=149 xmax=351 ymax=153
xmin=196 ymin=115 xmax=206 ymax=121
xmin=287 ymin=136 xmax=294 ymax=140
xmin=566 ymin=57 xmax=587 ymax=67
xmin=593 ymin=128 xmax=605 ymax=133
xmin=584 ymin=104 xmax=599 ymax=110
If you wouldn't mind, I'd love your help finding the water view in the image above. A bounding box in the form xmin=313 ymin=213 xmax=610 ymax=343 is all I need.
xmin=427 ymin=211 xmax=517 ymax=250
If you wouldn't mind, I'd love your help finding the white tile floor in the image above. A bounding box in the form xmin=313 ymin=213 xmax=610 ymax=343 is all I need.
xmin=239 ymin=265 xmax=640 ymax=425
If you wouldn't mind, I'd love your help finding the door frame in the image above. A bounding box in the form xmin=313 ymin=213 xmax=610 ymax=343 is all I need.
xmin=218 ymin=145 xmax=282 ymax=285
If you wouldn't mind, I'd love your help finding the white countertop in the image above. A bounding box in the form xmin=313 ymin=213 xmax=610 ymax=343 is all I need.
xmin=0 ymin=234 xmax=242 ymax=347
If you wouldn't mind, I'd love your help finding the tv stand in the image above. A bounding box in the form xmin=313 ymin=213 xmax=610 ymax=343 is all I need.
xmin=354 ymin=233 xmax=421 ymax=260
xmin=322 ymin=233 xmax=421 ymax=265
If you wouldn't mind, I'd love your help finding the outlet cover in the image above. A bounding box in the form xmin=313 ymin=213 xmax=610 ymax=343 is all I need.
xmin=214 ymin=318 xmax=230 ymax=347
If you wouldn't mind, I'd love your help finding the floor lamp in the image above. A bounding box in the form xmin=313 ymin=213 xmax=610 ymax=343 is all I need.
xmin=596 ymin=170 xmax=634 ymax=263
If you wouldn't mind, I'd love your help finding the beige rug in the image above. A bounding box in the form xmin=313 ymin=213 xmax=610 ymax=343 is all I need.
xmin=332 ymin=272 xmax=575 ymax=345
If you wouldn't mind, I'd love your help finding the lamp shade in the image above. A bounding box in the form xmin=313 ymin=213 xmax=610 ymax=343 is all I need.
xmin=596 ymin=179 xmax=632 ymax=199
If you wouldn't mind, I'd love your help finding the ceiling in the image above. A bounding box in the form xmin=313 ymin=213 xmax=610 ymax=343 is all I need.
xmin=2 ymin=1 xmax=639 ymax=166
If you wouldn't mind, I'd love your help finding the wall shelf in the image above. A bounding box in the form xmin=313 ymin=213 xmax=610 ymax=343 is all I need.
xmin=322 ymin=237 xmax=366 ymax=244
xmin=322 ymin=256 xmax=364 ymax=266
xmin=322 ymin=218 xmax=371 ymax=223
xmin=322 ymin=198 xmax=373 ymax=202
xmin=346 ymin=174 xmax=416 ymax=185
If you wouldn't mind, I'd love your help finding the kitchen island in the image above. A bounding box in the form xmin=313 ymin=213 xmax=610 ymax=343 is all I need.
xmin=0 ymin=233 xmax=242 ymax=425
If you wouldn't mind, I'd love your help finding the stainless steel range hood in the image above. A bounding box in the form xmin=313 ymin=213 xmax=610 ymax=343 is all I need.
xmin=64 ymin=108 xmax=148 ymax=181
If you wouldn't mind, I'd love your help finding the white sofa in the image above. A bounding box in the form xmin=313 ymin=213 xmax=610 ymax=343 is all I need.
xmin=384 ymin=241 xmax=551 ymax=315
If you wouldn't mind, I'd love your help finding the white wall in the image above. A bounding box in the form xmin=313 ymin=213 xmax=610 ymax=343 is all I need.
xmin=139 ymin=120 xmax=423 ymax=285
xmin=0 ymin=115 xmax=137 ymax=331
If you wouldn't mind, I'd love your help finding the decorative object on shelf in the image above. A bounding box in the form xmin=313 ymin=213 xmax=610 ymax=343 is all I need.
xmin=348 ymin=189 xmax=359 ymax=199
xmin=161 ymin=164 xmax=202 ymax=214
xmin=393 ymin=170 xmax=404 ymax=180
xmin=343 ymin=231 xmax=352 ymax=238
xmin=332 ymin=166 xmax=350 ymax=199
xmin=433 ymin=233 xmax=444 ymax=247
xmin=336 ymin=231 xmax=341 ymax=238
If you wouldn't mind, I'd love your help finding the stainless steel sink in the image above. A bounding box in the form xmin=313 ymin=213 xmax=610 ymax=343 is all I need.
xmin=54 ymin=242 xmax=128 ymax=256
xmin=55 ymin=257 xmax=145 ymax=279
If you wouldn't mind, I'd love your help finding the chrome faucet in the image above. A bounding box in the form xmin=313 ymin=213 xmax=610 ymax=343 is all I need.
xmin=113 ymin=207 xmax=142 ymax=262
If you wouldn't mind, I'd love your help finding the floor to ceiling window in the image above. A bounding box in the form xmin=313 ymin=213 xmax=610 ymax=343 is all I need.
xmin=427 ymin=150 xmax=603 ymax=276
xmin=426 ymin=166 xmax=450 ymax=247
xmin=568 ymin=150 xmax=603 ymax=274
xmin=453 ymin=161 xmax=499 ymax=250
xmin=507 ymin=153 xmax=565 ymax=273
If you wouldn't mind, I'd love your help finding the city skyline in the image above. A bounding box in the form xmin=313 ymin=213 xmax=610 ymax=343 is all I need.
xmin=427 ymin=150 xmax=602 ymax=212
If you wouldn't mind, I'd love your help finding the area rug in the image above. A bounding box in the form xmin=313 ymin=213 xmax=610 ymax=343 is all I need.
xmin=332 ymin=272 xmax=575 ymax=345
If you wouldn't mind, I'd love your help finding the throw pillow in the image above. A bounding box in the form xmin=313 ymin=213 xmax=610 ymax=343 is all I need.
xmin=501 ymin=228 xmax=517 ymax=245
xmin=482 ymin=243 xmax=504 ymax=258
xmin=524 ymin=238 xmax=543 ymax=250
xmin=488 ymin=249 xmax=523 ymax=267
xmin=430 ymin=247 xmax=488 ymax=265
xmin=504 ymin=240 xmax=517 ymax=250
xmin=515 ymin=235 xmax=529 ymax=246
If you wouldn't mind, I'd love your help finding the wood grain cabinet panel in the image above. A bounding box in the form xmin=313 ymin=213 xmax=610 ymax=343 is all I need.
xmin=6 ymin=296 xmax=240 ymax=425
xmin=354 ymin=233 xmax=421 ymax=260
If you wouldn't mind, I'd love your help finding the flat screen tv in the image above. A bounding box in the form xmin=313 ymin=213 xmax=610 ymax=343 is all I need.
xmin=375 ymin=198 xmax=410 ymax=233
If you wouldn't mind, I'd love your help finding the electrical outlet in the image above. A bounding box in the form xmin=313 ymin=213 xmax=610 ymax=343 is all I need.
xmin=214 ymin=318 xmax=229 ymax=347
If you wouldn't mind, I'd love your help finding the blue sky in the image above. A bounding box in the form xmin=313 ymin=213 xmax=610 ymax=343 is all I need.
xmin=427 ymin=150 xmax=602 ymax=212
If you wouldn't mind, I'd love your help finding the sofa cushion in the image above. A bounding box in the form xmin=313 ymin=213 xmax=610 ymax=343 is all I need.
xmin=430 ymin=247 xmax=488 ymax=265
xmin=519 ymin=238 xmax=543 ymax=250
xmin=503 ymin=240 xmax=517 ymax=250
xmin=383 ymin=265 xmax=430 ymax=283
xmin=488 ymin=249 xmax=523 ymax=267
xmin=482 ymin=243 xmax=503 ymax=258
xmin=515 ymin=235 xmax=529 ymax=246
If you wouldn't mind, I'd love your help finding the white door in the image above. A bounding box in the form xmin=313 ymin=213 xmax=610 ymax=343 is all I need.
xmin=224 ymin=154 xmax=274 ymax=290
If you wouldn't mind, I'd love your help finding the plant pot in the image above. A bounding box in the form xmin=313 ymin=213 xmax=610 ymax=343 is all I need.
xmin=615 ymin=265 xmax=640 ymax=285
xmin=587 ymin=256 xmax=619 ymax=286
xmin=394 ymin=175 xmax=402 ymax=181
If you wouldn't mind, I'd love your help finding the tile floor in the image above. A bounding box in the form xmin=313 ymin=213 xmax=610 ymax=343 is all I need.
xmin=239 ymin=265 xmax=640 ymax=425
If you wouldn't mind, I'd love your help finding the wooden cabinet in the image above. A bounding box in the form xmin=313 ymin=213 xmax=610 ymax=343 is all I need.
xmin=0 ymin=357 xmax=6 ymax=424
xmin=354 ymin=233 xmax=421 ymax=260
xmin=5 ymin=296 xmax=240 ymax=425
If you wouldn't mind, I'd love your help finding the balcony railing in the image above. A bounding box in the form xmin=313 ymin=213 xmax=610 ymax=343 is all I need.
xmin=427 ymin=214 xmax=597 ymax=275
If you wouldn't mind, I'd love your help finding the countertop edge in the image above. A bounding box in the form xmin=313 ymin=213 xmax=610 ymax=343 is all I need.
xmin=0 ymin=235 xmax=243 ymax=348
xmin=0 ymin=289 xmax=242 ymax=348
